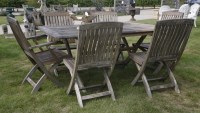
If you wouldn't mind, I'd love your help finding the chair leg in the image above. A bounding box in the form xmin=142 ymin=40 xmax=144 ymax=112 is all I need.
xmin=141 ymin=75 xmax=152 ymax=98
xmin=54 ymin=69 xmax=59 ymax=77
xmin=103 ymin=69 xmax=116 ymax=101
xmin=132 ymin=63 xmax=152 ymax=97
xmin=131 ymin=63 xmax=145 ymax=85
xmin=165 ymin=62 xmax=180 ymax=93
xmin=49 ymin=62 xmax=60 ymax=77
xmin=31 ymin=74 xmax=47 ymax=94
xmin=117 ymin=52 xmax=124 ymax=62
xmin=74 ymin=81 xmax=84 ymax=108
xmin=76 ymin=75 xmax=86 ymax=93
xmin=22 ymin=64 xmax=38 ymax=84
xmin=67 ymin=72 xmax=77 ymax=95
xmin=37 ymin=62 xmax=64 ymax=87
xmin=152 ymin=62 xmax=164 ymax=75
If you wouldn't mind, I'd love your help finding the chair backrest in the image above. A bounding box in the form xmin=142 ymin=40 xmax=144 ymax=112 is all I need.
xmin=75 ymin=22 xmax=123 ymax=70
xmin=178 ymin=4 xmax=190 ymax=18
xmin=7 ymin=16 xmax=37 ymax=64
xmin=161 ymin=11 xmax=183 ymax=20
xmin=7 ymin=16 xmax=31 ymax=52
xmin=146 ymin=19 xmax=193 ymax=62
xmin=43 ymin=12 xmax=73 ymax=27
xmin=188 ymin=3 xmax=200 ymax=19
xmin=90 ymin=11 xmax=118 ymax=23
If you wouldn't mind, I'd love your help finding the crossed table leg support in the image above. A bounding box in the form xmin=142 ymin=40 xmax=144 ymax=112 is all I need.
xmin=117 ymin=35 xmax=147 ymax=66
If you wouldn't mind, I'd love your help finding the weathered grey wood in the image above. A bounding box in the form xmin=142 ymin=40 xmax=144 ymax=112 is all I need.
xmin=63 ymin=22 xmax=123 ymax=107
xmin=137 ymin=77 xmax=166 ymax=82
xmin=90 ymin=11 xmax=118 ymax=23
xmin=138 ymin=11 xmax=184 ymax=73
xmin=38 ymin=23 xmax=154 ymax=39
xmin=164 ymin=62 xmax=180 ymax=93
xmin=22 ymin=64 xmax=38 ymax=84
xmin=150 ymin=83 xmax=174 ymax=91
xmin=142 ymin=74 xmax=152 ymax=98
xmin=79 ymin=84 xmax=104 ymax=90
xmin=43 ymin=12 xmax=73 ymax=27
xmin=161 ymin=11 xmax=184 ymax=20
xmin=104 ymin=69 xmax=116 ymax=100
xmin=74 ymin=81 xmax=83 ymax=108
xmin=90 ymin=11 xmax=124 ymax=62
xmin=38 ymin=22 xmax=154 ymax=67
xmin=82 ymin=91 xmax=111 ymax=100
xmin=139 ymin=11 xmax=184 ymax=52
xmin=7 ymin=16 xmax=69 ymax=93
xmin=27 ymin=77 xmax=36 ymax=87
xmin=31 ymin=74 xmax=47 ymax=93
xmin=129 ymin=19 xmax=194 ymax=97
xmin=43 ymin=12 xmax=76 ymax=52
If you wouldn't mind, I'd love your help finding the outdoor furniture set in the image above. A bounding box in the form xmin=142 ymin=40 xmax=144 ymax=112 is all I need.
xmin=7 ymin=10 xmax=194 ymax=107
xmin=158 ymin=3 xmax=200 ymax=27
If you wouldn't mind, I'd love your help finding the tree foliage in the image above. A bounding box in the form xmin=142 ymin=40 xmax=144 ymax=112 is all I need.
xmin=0 ymin=0 xmax=26 ymax=7
xmin=0 ymin=0 xmax=8 ymax=7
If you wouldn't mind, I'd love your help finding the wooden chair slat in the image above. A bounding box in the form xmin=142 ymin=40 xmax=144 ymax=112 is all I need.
xmin=90 ymin=11 xmax=118 ymax=23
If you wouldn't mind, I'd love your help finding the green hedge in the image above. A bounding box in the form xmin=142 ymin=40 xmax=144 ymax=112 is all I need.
xmin=135 ymin=0 xmax=160 ymax=7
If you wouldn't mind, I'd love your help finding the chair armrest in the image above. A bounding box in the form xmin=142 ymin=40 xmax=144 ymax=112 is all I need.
xmin=29 ymin=41 xmax=57 ymax=50
xmin=27 ymin=34 xmax=47 ymax=40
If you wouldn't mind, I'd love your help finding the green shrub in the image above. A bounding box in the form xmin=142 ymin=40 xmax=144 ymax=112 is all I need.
xmin=135 ymin=0 xmax=160 ymax=6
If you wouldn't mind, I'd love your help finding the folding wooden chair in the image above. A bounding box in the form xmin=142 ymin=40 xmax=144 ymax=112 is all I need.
xmin=129 ymin=19 xmax=194 ymax=97
xmin=63 ymin=22 xmax=123 ymax=107
xmin=7 ymin=16 xmax=69 ymax=93
xmin=137 ymin=11 xmax=184 ymax=73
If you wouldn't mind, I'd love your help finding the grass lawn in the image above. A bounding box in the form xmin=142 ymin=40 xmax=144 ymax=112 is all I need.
xmin=0 ymin=19 xmax=200 ymax=113
xmin=0 ymin=16 xmax=23 ymax=25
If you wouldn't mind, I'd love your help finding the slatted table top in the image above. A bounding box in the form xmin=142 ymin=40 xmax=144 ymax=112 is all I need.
xmin=38 ymin=22 xmax=155 ymax=39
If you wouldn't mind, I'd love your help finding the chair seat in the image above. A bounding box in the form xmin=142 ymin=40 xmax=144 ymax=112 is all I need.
xmin=63 ymin=57 xmax=112 ymax=71
xmin=36 ymin=49 xmax=68 ymax=64
xmin=129 ymin=52 xmax=146 ymax=65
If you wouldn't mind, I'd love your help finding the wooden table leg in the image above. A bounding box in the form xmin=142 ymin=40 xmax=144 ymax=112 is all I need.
xmin=63 ymin=39 xmax=73 ymax=57
xmin=117 ymin=35 xmax=147 ymax=66
xmin=132 ymin=35 xmax=147 ymax=53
